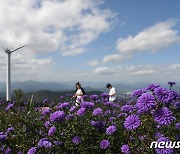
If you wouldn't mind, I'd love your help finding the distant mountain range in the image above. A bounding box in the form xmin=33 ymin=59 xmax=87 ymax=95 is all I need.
xmin=21 ymin=90 xmax=103 ymax=102
xmin=0 ymin=80 xmax=179 ymax=101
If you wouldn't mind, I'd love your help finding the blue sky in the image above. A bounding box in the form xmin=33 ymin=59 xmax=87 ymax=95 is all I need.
xmin=0 ymin=0 xmax=180 ymax=82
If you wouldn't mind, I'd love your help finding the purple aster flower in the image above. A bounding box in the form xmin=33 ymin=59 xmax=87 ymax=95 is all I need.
xmin=154 ymin=87 xmax=177 ymax=105
xmin=90 ymin=120 xmax=106 ymax=130
xmin=176 ymin=135 xmax=180 ymax=140
xmin=39 ymin=130 xmax=43 ymax=135
xmin=139 ymin=135 xmax=147 ymax=141
xmin=121 ymin=105 xmax=133 ymax=113
xmin=0 ymin=132 xmax=7 ymax=141
xmin=112 ymin=110 xmax=119 ymax=115
xmin=154 ymin=107 xmax=176 ymax=126
xmin=39 ymin=115 xmax=45 ymax=120
xmin=0 ymin=145 xmax=5 ymax=152
xmin=70 ymin=106 xmax=76 ymax=112
xmin=66 ymin=114 xmax=74 ymax=120
xmin=54 ymin=140 xmax=63 ymax=146
xmin=6 ymin=127 xmax=15 ymax=134
xmin=100 ymin=93 xmax=109 ymax=98
xmin=66 ymin=93 xmax=71 ymax=97
xmin=147 ymin=84 xmax=160 ymax=91
xmin=24 ymin=102 xmax=29 ymax=105
xmin=44 ymin=121 xmax=50 ymax=128
xmin=136 ymin=109 xmax=144 ymax=115
xmin=38 ymin=138 xmax=48 ymax=147
xmin=124 ymin=114 xmax=141 ymax=130
xmin=156 ymin=125 xmax=161 ymax=129
xmin=27 ymin=147 xmax=37 ymax=154
xmin=80 ymin=102 xmax=94 ymax=109
xmin=43 ymin=99 xmax=49 ymax=104
xmin=174 ymin=101 xmax=180 ymax=109
xmin=18 ymin=151 xmax=23 ymax=154
xmin=109 ymin=117 xmax=116 ymax=122
xmin=60 ymin=96 xmax=64 ymax=99
xmin=42 ymin=107 xmax=52 ymax=115
xmin=77 ymin=107 xmax=86 ymax=116
xmin=131 ymin=89 xmax=146 ymax=97
xmin=168 ymin=81 xmax=176 ymax=89
xmin=155 ymin=132 xmax=164 ymax=139
xmin=155 ymin=137 xmax=174 ymax=154
xmin=100 ymin=139 xmax=110 ymax=149
xmin=121 ymin=144 xmax=130 ymax=154
xmin=42 ymin=140 xmax=52 ymax=148
xmin=104 ymin=101 xmax=117 ymax=107
xmin=118 ymin=113 xmax=127 ymax=117
xmin=90 ymin=94 xmax=98 ymax=101
xmin=77 ymin=97 xmax=83 ymax=103
xmin=135 ymin=93 xmax=156 ymax=113
xmin=48 ymin=126 xmax=56 ymax=136
xmin=72 ymin=136 xmax=81 ymax=145
xmin=96 ymin=99 xmax=101 ymax=103
xmin=104 ymin=110 xmax=111 ymax=116
xmin=57 ymin=102 xmax=70 ymax=110
xmin=38 ymin=138 xmax=52 ymax=148
xmin=93 ymin=107 xmax=103 ymax=116
xmin=106 ymin=125 xmax=116 ymax=135
xmin=4 ymin=147 xmax=11 ymax=154
xmin=5 ymin=102 xmax=15 ymax=111
xmin=175 ymin=123 xmax=180 ymax=130
xmin=50 ymin=110 xmax=65 ymax=122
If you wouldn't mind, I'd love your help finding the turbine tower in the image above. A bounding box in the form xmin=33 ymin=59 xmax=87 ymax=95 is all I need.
xmin=2 ymin=41 xmax=37 ymax=101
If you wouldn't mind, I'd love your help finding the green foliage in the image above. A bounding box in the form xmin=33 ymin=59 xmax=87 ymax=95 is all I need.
xmin=0 ymin=91 xmax=179 ymax=153
xmin=13 ymin=89 xmax=24 ymax=105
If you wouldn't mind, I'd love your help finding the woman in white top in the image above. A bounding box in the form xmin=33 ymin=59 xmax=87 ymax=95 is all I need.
xmin=72 ymin=82 xmax=86 ymax=106
xmin=106 ymin=83 xmax=116 ymax=102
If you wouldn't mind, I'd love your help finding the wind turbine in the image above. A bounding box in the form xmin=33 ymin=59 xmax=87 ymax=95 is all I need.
xmin=1 ymin=41 xmax=37 ymax=101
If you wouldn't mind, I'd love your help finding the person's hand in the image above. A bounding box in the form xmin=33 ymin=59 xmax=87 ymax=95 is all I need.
xmin=73 ymin=94 xmax=78 ymax=98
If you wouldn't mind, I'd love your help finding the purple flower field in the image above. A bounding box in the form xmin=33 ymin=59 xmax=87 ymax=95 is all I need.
xmin=0 ymin=83 xmax=179 ymax=153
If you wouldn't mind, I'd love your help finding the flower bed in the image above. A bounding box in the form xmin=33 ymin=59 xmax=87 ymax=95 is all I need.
xmin=0 ymin=83 xmax=179 ymax=153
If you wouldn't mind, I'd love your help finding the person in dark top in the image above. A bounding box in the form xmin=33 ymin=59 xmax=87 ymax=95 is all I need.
xmin=72 ymin=82 xmax=86 ymax=106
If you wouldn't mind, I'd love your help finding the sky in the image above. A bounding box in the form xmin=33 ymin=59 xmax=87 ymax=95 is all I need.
xmin=0 ymin=0 xmax=180 ymax=83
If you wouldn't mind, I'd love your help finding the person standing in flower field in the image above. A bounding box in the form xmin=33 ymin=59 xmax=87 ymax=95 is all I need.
xmin=106 ymin=83 xmax=116 ymax=102
xmin=72 ymin=82 xmax=86 ymax=106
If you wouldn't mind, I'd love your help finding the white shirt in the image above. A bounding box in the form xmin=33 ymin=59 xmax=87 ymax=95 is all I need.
xmin=76 ymin=89 xmax=83 ymax=103
xmin=109 ymin=87 xmax=116 ymax=101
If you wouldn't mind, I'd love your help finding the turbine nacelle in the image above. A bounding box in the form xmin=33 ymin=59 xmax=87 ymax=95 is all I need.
xmin=5 ymin=48 xmax=12 ymax=54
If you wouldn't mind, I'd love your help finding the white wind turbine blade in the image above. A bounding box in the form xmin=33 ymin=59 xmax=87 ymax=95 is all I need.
xmin=11 ymin=40 xmax=38 ymax=52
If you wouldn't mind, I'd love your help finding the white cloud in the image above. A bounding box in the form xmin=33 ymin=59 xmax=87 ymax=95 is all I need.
xmin=0 ymin=0 xmax=113 ymax=55
xmin=103 ymin=54 xmax=132 ymax=63
xmin=103 ymin=20 xmax=180 ymax=63
xmin=0 ymin=0 xmax=114 ymax=81
xmin=87 ymin=60 xmax=99 ymax=66
xmin=94 ymin=67 xmax=114 ymax=74
xmin=116 ymin=20 xmax=180 ymax=53
xmin=94 ymin=65 xmax=157 ymax=75
xmin=169 ymin=64 xmax=180 ymax=70
xmin=93 ymin=64 xmax=180 ymax=82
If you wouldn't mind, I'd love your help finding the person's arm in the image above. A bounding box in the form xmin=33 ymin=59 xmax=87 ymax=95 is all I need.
xmin=72 ymin=89 xmax=78 ymax=98
xmin=81 ymin=88 xmax=86 ymax=95
xmin=76 ymin=93 xmax=84 ymax=96
xmin=109 ymin=93 xmax=116 ymax=97
xmin=109 ymin=88 xmax=116 ymax=97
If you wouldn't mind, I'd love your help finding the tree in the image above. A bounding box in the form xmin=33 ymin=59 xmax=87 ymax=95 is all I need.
xmin=13 ymin=89 xmax=24 ymax=105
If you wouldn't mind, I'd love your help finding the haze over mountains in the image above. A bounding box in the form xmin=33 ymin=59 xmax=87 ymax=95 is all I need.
xmin=0 ymin=80 xmax=179 ymax=95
